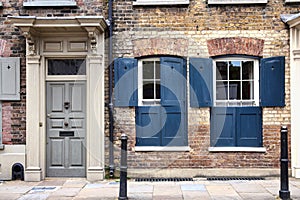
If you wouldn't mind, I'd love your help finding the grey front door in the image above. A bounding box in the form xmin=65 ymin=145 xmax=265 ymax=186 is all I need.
xmin=46 ymin=81 xmax=86 ymax=177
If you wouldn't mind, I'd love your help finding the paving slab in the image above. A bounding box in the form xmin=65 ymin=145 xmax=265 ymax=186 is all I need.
xmin=76 ymin=187 xmax=119 ymax=199
xmin=153 ymin=195 xmax=183 ymax=200
xmin=153 ymin=184 xmax=182 ymax=196
xmin=0 ymin=185 xmax=32 ymax=194
xmin=231 ymin=183 xmax=268 ymax=193
xmin=49 ymin=187 xmax=81 ymax=197
xmin=0 ymin=193 xmax=22 ymax=200
xmin=206 ymin=185 xmax=237 ymax=195
xmin=62 ymin=179 xmax=87 ymax=188
xmin=128 ymin=184 xmax=153 ymax=193
xmin=182 ymin=191 xmax=211 ymax=200
xmin=17 ymin=193 xmax=50 ymax=200
xmin=239 ymin=192 xmax=275 ymax=200
xmin=128 ymin=193 xmax=153 ymax=200
xmin=210 ymin=195 xmax=242 ymax=200
xmin=181 ymin=184 xmax=206 ymax=191
xmin=37 ymin=179 xmax=66 ymax=186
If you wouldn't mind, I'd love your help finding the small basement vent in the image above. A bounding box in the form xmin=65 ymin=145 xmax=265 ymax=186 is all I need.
xmin=135 ymin=177 xmax=193 ymax=182
xmin=207 ymin=177 xmax=265 ymax=181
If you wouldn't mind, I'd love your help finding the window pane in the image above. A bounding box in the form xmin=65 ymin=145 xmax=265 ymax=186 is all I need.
xmin=229 ymin=81 xmax=241 ymax=100
xmin=229 ymin=61 xmax=240 ymax=80
xmin=242 ymin=81 xmax=254 ymax=100
xmin=216 ymin=62 xmax=227 ymax=80
xmin=143 ymin=81 xmax=154 ymax=99
xmin=48 ymin=59 xmax=86 ymax=75
xmin=156 ymin=82 xmax=161 ymax=99
xmin=216 ymin=81 xmax=228 ymax=100
xmin=155 ymin=61 xmax=160 ymax=79
xmin=143 ymin=61 xmax=154 ymax=79
xmin=242 ymin=61 xmax=254 ymax=80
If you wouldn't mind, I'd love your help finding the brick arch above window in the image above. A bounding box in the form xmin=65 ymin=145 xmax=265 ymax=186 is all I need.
xmin=133 ymin=38 xmax=189 ymax=57
xmin=207 ymin=37 xmax=264 ymax=57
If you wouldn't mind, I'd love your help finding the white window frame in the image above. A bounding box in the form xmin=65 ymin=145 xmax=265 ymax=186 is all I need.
xmin=23 ymin=0 xmax=77 ymax=7
xmin=138 ymin=58 xmax=161 ymax=106
xmin=213 ymin=57 xmax=259 ymax=107
xmin=208 ymin=0 xmax=267 ymax=4
xmin=133 ymin=0 xmax=189 ymax=5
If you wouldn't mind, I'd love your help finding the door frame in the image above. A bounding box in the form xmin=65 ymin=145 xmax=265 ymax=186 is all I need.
xmin=25 ymin=35 xmax=105 ymax=182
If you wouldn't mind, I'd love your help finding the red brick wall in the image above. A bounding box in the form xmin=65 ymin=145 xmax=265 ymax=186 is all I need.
xmin=207 ymin=37 xmax=264 ymax=57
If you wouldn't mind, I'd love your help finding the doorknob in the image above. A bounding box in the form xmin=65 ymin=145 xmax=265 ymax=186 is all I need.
xmin=64 ymin=122 xmax=69 ymax=127
xmin=64 ymin=102 xmax=70 ymax=109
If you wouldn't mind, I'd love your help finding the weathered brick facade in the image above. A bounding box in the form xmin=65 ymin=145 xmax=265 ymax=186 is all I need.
xmin=0 ymin=0 xmax=297 ymax=178
xmin=112 ymin=0 xmax=293 ymax=174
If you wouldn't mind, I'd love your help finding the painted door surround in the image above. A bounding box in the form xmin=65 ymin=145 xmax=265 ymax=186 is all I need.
xmin=10 ymin=16 xmax=107 ymax=181
xmin=282 ymin=14 xmax=300 ymax=178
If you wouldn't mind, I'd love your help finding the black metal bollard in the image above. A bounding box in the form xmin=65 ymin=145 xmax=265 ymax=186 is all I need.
xmin=119 ymin=134 xmax=128 ymax=200
xmin=279 ymin=126 xmax=291 ymax=200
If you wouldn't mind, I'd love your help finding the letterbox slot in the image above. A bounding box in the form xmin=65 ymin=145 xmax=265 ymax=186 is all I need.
xmin=59 ymin=131 xmax=74 ymax=137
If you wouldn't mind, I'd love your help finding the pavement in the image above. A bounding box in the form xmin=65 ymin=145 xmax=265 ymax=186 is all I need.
xmin=1 ymin=177 xmax=300 ymax=200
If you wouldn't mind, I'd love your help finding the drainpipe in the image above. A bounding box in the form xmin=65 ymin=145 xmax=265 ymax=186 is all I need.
xmin=108 ymin=0 xmax=115 ymax=178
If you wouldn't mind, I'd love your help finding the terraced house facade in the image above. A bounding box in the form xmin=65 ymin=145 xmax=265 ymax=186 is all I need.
xmin=0 ymin=0 xmax=300 ymax=181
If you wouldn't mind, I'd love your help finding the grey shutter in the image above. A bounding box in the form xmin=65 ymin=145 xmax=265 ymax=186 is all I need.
xmin=0 ymin=57 xmax=20 ymax=101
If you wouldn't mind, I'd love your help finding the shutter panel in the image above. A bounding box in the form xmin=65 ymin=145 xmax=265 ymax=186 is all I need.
xmin=160 ymin=57 xmax=187 ymax=146
xmin=236 ymin=107 xmax=262 ymax=147
xmin=211 ymin=107 xmax=235 ymax=147
xmin=0 ymin=57 xmax=20 ymax=100
xmin=189 ymin=58 xmax=213 ymax=107
xmin=161 ymin=105 xmax=187 ymax=146
xmin=114 ymin=58 xmax=138 ymax=107
xmin=160 ymin=57 xmax=186 ymax=106
xmin=136 ymin=106 xmax=161 ymax=146
xmin=260 ymin=56 xmax=285 ymax=107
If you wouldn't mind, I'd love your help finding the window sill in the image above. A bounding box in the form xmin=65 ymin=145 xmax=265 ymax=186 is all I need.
xmin=23 ymin=1 xmax=77 ymax=7
xmin=208 ymin=147 xmax=266 ymax=152
xmin=285 ymin=0 xmax=300 ymax=2
xmin=208 ymin=0 xmax=267 ymax=4
xmin=134 ymin=146 xmax=190 ymax=152
xmin=133 ymin=0 xmax=189 ymax=5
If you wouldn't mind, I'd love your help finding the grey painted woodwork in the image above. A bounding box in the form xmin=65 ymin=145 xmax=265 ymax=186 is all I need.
xmin=46 ymin=82 xmax=86 ymax=177
xmin=0 ymin=58 xmax=20 ymax=101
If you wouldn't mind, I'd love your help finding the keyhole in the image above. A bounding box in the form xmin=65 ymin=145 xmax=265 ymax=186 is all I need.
xmin=171 ymin=66 xmax=174 ymax=69
xmin=271 ymin=66 xmax=275 ymax=70
xmin=7 ymin=65 xmax=11 ymax=70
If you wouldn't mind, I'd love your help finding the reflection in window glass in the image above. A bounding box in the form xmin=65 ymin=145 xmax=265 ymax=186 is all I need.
xmin=215 ymin=60 xmax=256 ymax=106
xmin=142 ymin=60 xmax=160 ymax=101
xmin=48 ymin=59 xmax=86 ymax=75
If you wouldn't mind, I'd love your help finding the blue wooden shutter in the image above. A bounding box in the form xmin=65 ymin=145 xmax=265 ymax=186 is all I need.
xmin=260 ymin=56 xmax=285 ymax=107
xmin=0 ymin=57 xmax=20 ymax=100
xmin=161 ymin=106 xmax=187 ymax=146
xmin=160 ymin=57 xmax=186 ymax=106
xmin=160 ymin=57 xmax=187 ymax=146
xmin=136 ymin=106 xmax=161 ymax=146
xmin=236 ymin=107 xmax=262 ymax=147
xmin=189 ymin=58 xmax=213 ymax=107
xmin=114 ymin=58 xmax=138 ymax=107
xmin=211 ymin=107 xmax=235 ymax=147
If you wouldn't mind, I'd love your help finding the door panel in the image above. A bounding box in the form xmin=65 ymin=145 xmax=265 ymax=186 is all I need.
xmin=46 ymin=81 xmax=86 ymax=177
